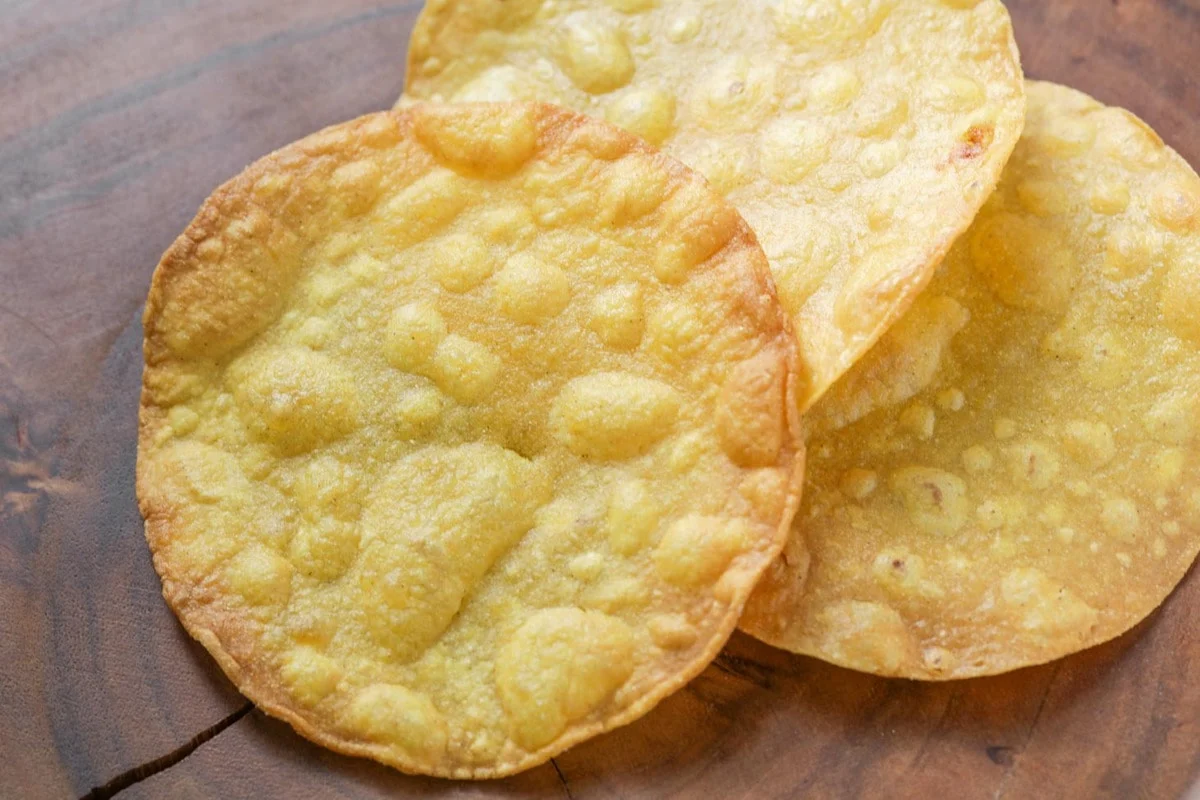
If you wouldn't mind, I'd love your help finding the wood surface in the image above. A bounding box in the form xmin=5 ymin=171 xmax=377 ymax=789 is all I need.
xmin=1 ymin=1 xmax=1198 ymax=798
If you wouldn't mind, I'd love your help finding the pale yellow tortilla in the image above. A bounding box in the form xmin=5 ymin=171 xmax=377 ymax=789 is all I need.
xmin=742 ymin=81 xmax=1200 ymax=679
xmin=138 ymin=103 xmax=804 ymax=776
xmin=401 ymin=0 xmax=1025 ymax=409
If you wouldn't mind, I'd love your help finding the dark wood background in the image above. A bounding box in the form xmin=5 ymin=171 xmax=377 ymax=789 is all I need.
xmin=2 ymin=2 xmax=1198 ymax=798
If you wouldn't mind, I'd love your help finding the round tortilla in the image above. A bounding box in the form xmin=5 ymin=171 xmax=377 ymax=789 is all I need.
xmin=138 ymin=103 xmax=804 ymax=776
xmin=401 ymin=0 xmax=1025 ymax=408
xmin=741 ymin=81 xmax=1200 ymax=679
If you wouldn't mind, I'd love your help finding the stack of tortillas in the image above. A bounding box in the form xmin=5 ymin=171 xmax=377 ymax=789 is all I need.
xmin=137 ymin=0 xmax=1200 ymax=780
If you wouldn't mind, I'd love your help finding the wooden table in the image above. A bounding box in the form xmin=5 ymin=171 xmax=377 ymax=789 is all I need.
xmin=2 ymin=2 xmax=1198 ymax=798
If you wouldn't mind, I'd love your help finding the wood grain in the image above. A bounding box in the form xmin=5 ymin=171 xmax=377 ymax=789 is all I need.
xmin=1 ymin=1 xmax=1197 ymax=798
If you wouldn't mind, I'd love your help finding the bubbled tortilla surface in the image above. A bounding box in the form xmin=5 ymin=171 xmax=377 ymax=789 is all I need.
xmin=138 ymin=103 xmax=804 ymax=777
xmin=402 ymin=0 xmax=1025 ymax=408
xmin=742 ymin=82 xmax=1200 ymax=679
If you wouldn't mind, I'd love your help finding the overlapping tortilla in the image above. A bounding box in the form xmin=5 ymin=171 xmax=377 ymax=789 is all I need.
xmin=401 ymin=0 xmax=1025 ymax=408
xmin=742 ymin=81 xmax=1200 ymax=679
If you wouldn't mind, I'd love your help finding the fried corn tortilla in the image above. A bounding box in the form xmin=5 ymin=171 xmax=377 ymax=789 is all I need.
xmin=741 ymin=81 xmax=1200 ymax=679
xmin=137 ymin=103 xmax=804 ymax=777
xmin=401 ymin=0 xmax=1025 ymax=408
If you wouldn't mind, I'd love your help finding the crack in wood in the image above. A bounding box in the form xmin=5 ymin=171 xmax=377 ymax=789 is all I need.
xmin=992 ymin=661 xmax=1062 ymax=800
xmin=0 ymin=303 xmax=57 ymax=346
xmin=711 ymin=651 xmax=774 ymax=691
xmin=986 ymin=746 xmax=1016 ymax=767
xmin=905 ymin=685 xmax=961 ymax=773
xmin=78 ymin=703 xmax=253 ymax=800
xmin=550 ymin=757 xmax=574 ymax=800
